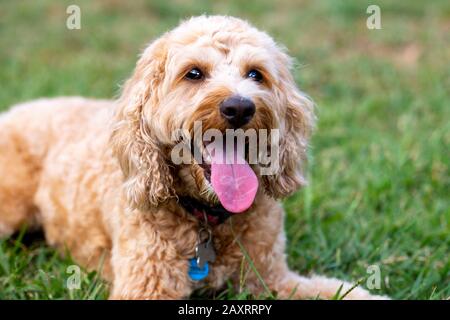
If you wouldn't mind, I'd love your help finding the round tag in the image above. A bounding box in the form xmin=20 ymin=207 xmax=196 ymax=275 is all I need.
xmin=188 ymin=258 xmax=209 ymax=281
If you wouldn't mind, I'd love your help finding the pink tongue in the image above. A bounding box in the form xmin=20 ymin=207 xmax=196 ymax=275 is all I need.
xmin=209 ymin=146 xmax=258 ymax=213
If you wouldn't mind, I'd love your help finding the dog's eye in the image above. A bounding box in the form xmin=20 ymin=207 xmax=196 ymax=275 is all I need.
xmin=246 ymin=69 xmax=263 ymax=82
xmin=185 ymin=68 xmax=204 ymax=81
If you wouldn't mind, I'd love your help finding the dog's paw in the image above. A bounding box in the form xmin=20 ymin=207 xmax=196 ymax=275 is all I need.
xmin=341 ymin=287 xmax=390 ymax=300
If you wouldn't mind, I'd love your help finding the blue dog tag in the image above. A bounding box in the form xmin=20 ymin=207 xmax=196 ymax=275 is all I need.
xmin=188 ymin=258 xmax=209 ymax=281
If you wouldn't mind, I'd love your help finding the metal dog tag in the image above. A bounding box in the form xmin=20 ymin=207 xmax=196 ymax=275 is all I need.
xmin=195 ymin=240 xmax=216 ymax=268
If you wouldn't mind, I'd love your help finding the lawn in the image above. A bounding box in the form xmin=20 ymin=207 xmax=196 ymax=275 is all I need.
xmin=0 ymin=0 xmax=448 ymax=299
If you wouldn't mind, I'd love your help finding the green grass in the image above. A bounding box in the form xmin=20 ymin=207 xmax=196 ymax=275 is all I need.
xmin=0 ymin=0 xmax=449 ymax=300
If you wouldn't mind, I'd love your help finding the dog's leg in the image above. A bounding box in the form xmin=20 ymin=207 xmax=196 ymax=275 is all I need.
xmin=109 ymin=209 xmax=193 ymax=300
xmin=0 ymin=112 xmax=42 ymax=238
xmin=266 ymin=270 xmax=388 ymax=300
xmin=237 ymin=203 xmax=388 ymax=300
xmin=243 ymin=231 xmax=388 ymax=300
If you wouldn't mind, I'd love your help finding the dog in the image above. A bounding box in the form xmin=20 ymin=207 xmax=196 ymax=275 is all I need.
xmin=0 ymin=15 xmax=385 ymax=299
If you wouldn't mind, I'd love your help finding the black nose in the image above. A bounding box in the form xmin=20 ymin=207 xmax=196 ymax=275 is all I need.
xmin=220 ymin=95 xmax=256 ymax=128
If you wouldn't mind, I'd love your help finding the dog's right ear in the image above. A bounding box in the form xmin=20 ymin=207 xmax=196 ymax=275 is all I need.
xmin=111 ymin=36 xmax=174 ymax=211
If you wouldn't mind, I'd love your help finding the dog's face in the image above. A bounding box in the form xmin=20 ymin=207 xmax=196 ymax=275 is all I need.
xmin=112 ymin=16 xmax=314 ymax=212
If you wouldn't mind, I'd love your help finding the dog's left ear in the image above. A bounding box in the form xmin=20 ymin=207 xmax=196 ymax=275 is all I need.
xmin=111 ymin=36 xmax=174 ymax=210
xmin=263 ymin=51 xmax=315 ymax=198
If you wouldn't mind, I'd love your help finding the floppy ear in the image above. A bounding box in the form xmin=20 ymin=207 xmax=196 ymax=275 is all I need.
xmin=263 ymin=53 xmax=315 ymax=198
xmin=111 ymin=37 xmax=174 ymax=210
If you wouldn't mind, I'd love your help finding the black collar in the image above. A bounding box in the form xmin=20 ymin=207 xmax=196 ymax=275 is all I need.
xmin=178 ymin=196 xmax=234 ymax=226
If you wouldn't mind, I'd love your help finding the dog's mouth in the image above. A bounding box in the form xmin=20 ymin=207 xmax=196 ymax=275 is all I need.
xmin=193 ymin=136 xmax=258 ymax=213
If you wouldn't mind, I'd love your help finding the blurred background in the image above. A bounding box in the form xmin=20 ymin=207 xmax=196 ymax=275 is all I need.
xmin=0 ymin=0 xmax=448 ymax=299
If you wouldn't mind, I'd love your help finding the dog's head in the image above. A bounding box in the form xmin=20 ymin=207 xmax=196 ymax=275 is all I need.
xmin=112 ymin=16 xmax=314 ymax=212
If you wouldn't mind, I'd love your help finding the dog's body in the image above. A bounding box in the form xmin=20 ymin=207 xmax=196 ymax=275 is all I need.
xmin=0 ymin=16 xmax=384 ymax=299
